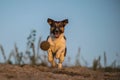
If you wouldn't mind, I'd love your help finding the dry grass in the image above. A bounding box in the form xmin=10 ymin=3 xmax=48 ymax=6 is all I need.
xmin=0 ymin=29 xmax=120 ymax=80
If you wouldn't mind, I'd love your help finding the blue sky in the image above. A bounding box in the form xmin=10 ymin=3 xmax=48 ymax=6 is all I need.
xmin=0 ymin=0 xmax=120 ymax=66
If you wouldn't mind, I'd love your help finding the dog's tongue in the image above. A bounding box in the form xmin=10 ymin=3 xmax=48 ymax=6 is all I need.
xmin=55 ymin=33 xmax=59 ymax=38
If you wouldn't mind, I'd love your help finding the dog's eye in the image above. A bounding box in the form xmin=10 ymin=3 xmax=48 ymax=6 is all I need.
xmin=60 ymin=27 xmax=64 ymax=33
xmin=50 ymin=27 xmax=54 ymax=31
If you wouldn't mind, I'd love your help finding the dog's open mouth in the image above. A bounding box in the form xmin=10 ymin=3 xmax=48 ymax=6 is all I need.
xmin=54 ymin=32 xmax=60 ymax=38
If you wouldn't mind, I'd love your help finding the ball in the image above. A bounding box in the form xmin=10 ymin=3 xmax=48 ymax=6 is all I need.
xmin=40 ymin=41 xmax=50 ymax=51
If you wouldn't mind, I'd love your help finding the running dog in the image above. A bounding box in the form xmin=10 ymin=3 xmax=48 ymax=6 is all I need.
xmin=47 ymin=18 xmax=68 ymax=69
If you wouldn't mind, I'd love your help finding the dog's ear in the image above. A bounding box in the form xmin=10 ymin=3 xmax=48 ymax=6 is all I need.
xmin=47 ymin=18 xmax=54 ymax=25
xmin=62 ymin=19 xmax=68 ymax=26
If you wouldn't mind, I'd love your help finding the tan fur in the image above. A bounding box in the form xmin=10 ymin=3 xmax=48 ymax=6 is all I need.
xmin=47 ymin=18 xmax=68 ymax=69
xmin=47 ymin=33 xmax=66 ymax=69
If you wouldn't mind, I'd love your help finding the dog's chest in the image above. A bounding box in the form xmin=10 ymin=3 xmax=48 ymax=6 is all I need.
xmin=48 ymin=35 xmax=66 ymax=53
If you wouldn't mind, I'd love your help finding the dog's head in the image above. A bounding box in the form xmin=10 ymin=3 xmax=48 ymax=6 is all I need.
xmin=47 ymin=18 xmax=68 ymax=38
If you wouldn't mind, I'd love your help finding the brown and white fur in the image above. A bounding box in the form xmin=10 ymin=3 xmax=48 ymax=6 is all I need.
xmin=47 ymin=18 xmax=68 ymax=69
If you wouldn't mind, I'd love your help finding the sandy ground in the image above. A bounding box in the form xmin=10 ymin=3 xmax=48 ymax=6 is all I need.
xmin=0 ymin=64 xmax=119 ymax=80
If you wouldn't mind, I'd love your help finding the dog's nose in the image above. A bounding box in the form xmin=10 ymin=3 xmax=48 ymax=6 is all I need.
xmin=55 ymin=28 xmax=59 ymax=32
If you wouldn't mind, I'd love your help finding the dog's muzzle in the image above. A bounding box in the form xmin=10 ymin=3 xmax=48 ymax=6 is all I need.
xmin=53 ymin=28 xmax=61 ymax=38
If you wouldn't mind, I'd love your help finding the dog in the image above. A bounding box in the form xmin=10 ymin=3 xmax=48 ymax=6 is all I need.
xmin=47 ymin=18 xmax=68 ymax=69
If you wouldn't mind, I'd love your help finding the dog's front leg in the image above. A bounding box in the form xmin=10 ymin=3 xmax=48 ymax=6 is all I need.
xmin=58 ymin=52 xmax=65 ymax=69
xmin=48 ymin=49 xmax=56 ymax=67
xmin=56 ymin=48 xmax=65 ymax=69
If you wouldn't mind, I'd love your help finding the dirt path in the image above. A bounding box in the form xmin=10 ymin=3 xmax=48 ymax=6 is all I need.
xmin=0 ymin=64 xmax=119 ymax=80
